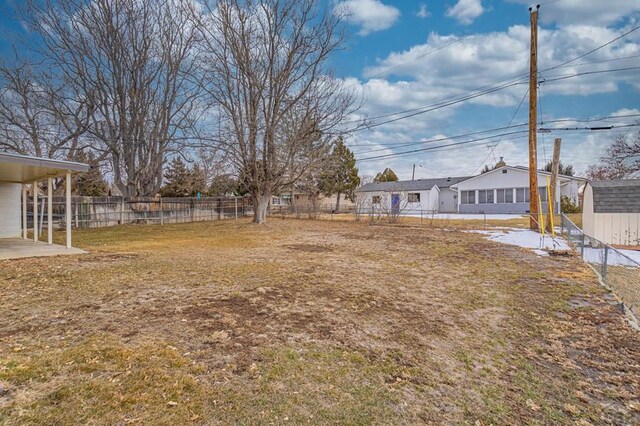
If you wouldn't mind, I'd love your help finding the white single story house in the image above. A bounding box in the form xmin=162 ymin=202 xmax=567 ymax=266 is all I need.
xmin=0 ymin=152 xmax=89 ymax=255
xmin=582 ymin=180 xmax=640 ymax=247
xmin=355 ymin=165 xmax=586 ymax=215
xmin=451 ymin=165 xmax=586 ymax=214
xmin=355 ymin=176 xmax=472 ymax=214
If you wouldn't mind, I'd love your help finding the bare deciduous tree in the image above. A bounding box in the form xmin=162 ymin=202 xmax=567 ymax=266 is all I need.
xmin=195 ymin=0 xmax=359 ymax=223
xmin=587 ymin=129 xmax=640 ymax=180
xmin=20 ymin=0 xmax=204 ymax=196
xmin=0 ymin=63 xmax=93 ymax=160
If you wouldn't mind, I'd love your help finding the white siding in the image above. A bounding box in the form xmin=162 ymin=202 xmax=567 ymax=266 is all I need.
xmin=356 ymin=188 xmax=438 ymax=213
xmin=0 ymin=183 xmax=21 ymax=238
xmin=582 ymin=185 xmax=595 ymax=236
xmin=455 ymin=166 xmax=584 ymax=214
xmin=439 ymin=188 xmax=458 ymax=213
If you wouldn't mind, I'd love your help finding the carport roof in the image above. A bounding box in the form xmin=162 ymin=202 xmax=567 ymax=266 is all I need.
xmin=0 ymin=152 xmax=89 ymax=183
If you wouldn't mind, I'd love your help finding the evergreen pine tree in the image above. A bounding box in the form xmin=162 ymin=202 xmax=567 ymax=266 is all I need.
xmin=373 ymin=167 xmax=399 ymax=182
xmin=190 ymin=164 xmax=207 ymax=196
xmin=543 ymin=160 xmax=575 ymax=176
xmin=160 ymin=157 xmax=191 ymax=197
xmin=319 ymin=138 xmax=360 ymax=211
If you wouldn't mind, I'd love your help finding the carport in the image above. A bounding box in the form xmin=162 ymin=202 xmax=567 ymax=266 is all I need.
xmin=0 ymin=152 xmax=89 ymax=259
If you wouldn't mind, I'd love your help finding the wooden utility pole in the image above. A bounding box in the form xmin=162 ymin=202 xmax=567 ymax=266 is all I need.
xmin=528 ymin=5 xmax=540 ymax=230
xmin=546 ymin=138 xmax=561 ymax=232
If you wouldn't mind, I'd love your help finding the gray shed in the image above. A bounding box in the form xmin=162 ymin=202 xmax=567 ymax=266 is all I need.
xmin=582 ymin=179 xmax=640 ymax=246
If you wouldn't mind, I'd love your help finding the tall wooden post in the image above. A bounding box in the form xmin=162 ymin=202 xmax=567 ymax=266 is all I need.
xmin=528 ymin=5 xmax=540 ymax=230
xmin=546 ymin=138 xmax=561 ymax=231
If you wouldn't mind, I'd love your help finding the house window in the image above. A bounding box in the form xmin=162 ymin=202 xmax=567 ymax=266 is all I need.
xmin=497 ymin=189 xmax=505 ymax=203
xmin=461 ymin=190 xmax=475 ymax=204
xmin=516 ymin=188 xmax=530 ymax=203
xmin=478 ymin=190 xmax=496 ymax=204
xmin=372 ymin=195 xmax=381 ymax=204
xmin=408 ymin=192 xmax=420 ymax=203
xmin=505 ymin=188 xmax=513 ymax=203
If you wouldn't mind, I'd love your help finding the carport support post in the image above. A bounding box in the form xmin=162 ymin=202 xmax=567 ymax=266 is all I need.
xmin=47 ymin=178 xmax=53 ymax=245
xmin=22 ymin=185 xmax=28 ymax=239
xmin=33 ymin=181 xmax=38 ymax=242
xmin=66 ymin=172 xmax=72 ymax=249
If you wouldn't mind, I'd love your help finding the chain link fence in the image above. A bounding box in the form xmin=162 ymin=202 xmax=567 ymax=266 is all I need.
xmin=562 ymin=214 xmax=640 ymax=320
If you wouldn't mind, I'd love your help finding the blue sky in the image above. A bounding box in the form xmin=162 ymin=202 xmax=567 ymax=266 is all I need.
xmin=329 ymin=0 xmax=640 ymax=180
xmin=1 ymin=0 xmax=638 ymax=180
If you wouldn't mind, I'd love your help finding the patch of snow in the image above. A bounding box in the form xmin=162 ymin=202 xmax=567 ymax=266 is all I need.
xmin=582 ymin=247 xmax=640 ymax=267
xmin=621 ymin=249 xmax=640 ymax=264
xmin=468 ymin=228 xmax=570 ymax=256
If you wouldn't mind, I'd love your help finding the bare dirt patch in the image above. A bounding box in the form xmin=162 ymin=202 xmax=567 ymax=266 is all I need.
xmin=1 ymin=219 xmax=639 ymax=424
xmin=285 ymin=243 xmax=333 ymax=253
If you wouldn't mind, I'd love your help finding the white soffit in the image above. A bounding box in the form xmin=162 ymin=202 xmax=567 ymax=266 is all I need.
xmin=0 ymin=152 xmax=89 ymax=183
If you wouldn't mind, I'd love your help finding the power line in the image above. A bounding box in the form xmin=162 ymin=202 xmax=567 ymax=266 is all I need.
xmin=356 ymin=124 xmax=640 ymax=163
xmin=541 ymin=66 xmax=640 ymax=84
xmin=544 ymin=24 xmax=640 ymax=71
xmin=351 ymin=79 xmax=525 ymax=131
xmin=539 ymin=123 xmax=640 ymax=132
xmin=352 ymin=123 xmax=528 ymax=154
xmin=351 ymin=113 xmax=640 ymax=153
xmin=472 ymin=88 xmax=529 ymax=174
xmin=357 ymin=130 xmax=529 ymax=162
xmin=349 ymin=26 xmax=640 ymax=131
xmin=346 ymin=75 xmax=529 ymax=127
xmin=551 ymin=53 xmax=640 ymax=70
xmin=360 ymin=35 xmax=472 ymax=82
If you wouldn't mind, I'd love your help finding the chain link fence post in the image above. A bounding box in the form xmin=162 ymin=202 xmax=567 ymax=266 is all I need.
xmin=603 ymin=245 xmax=608 ymax=284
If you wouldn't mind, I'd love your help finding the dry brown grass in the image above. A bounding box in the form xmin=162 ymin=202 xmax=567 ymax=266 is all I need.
xmin=1 ymin=218 xmax=638 ymax=425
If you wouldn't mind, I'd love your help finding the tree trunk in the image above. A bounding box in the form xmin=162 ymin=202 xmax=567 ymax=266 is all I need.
xmin=335 ymin=191 xmax=341 ymax=213
xmin=252 ymin=193 xmax=271 ymax=224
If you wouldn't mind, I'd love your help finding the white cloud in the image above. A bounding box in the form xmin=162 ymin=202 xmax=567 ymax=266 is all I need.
xmin=509 ymin=0 xmax=640 ymax=26
xmin=417 ymin=3 xmax=431 ymax=19
xmin=344 ymin=24 xmax=640 ymax=179
xmin=446 ymin=0 xmax=485 ymax=25
xmin=335 ymin=0 xmax=401 ymax=36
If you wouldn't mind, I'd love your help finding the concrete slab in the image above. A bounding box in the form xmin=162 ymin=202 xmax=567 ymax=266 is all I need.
xmin=0 ymin=239 xmax=86 ymax=260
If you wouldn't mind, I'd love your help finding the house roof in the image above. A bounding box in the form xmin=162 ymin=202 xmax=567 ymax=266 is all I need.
xmin=589 ymin=179 xmax=640 ymax=213
xmin=356 ymin=176 xmax=472 ymax=193
xmin=449 ymin=165 xmax=586 ymax=188
xmin=511 ymin=165 xmax=587 ymax=181
xmin=0 ymin=152 xmax=89 ymax=184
